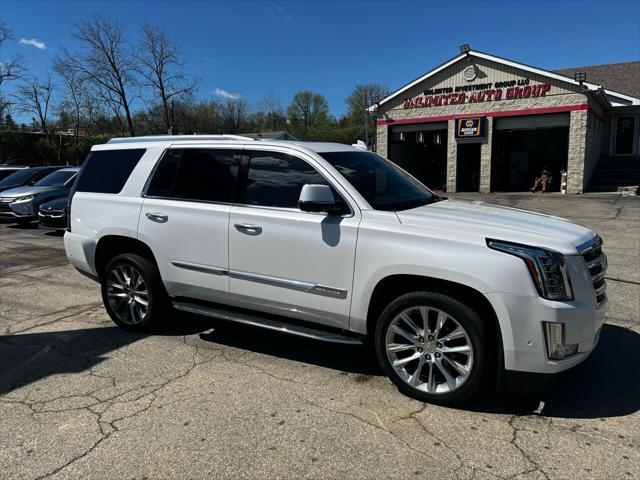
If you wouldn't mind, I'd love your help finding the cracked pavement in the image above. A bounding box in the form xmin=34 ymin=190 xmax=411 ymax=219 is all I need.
xmin=1 ymin=193 xmax=639 ymax=479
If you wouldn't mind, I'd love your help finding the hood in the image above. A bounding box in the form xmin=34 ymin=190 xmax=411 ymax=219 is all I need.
xmin=0 ymin=185 xmax=62 ymax=199
xmin=39 ymin=195 xmax=69 ymax=210
xmin=397 ymin=199 xmax=595 ymax=255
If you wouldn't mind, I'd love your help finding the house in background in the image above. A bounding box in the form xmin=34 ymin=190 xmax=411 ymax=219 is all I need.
xmin=242 ymin=131 xmax=298 ymax=141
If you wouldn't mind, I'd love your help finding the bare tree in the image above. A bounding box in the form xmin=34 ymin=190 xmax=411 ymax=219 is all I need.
xmin=58 ymin=14 xmax=137 ymax=136
xmin=0 ymin=23 xmax=25 ymax=119
xmin=15 ymin=74 xmax=54 ymax=133
xmin=257 ymin=91 xmax=286 ymax=131
xmin=346 ymin=83 xmax=389 ymax=147
xmin=221 ymin=99 xmax=248 ymax=134
xmin=135 ymin=24 xmax=197 ymax=133
xmin=0 ymin=23 xmax=24 ymax=86
xmin=53 ymin=64 xmax=88 ymax=139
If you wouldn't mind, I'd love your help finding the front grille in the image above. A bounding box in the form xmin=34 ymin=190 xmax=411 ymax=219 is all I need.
xmin=578 ymin=236 xmax=607 ymax=307
xmin=0 ymin=202 xmax=11 ymax=212
xmin=38 ymin=209 xmax=65 ymax=218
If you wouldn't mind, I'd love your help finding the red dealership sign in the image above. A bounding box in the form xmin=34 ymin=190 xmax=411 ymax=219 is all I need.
xmin=403 ymin=83 xmax=552 ymax=109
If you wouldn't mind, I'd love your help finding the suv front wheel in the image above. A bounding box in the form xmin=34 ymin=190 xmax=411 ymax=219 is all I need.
xmin=101 ymin=253 xmax=168 ymax=331
xmin=375 ymin=292 xmax=488 ymax=404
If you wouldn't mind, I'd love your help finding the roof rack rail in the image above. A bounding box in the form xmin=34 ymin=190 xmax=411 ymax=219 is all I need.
xmin=107 ymin=134 xmax=256 ymax=144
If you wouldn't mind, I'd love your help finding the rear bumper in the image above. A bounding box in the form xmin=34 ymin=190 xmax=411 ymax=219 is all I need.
xmin=64 ymin=231 xmax=98 ymax=277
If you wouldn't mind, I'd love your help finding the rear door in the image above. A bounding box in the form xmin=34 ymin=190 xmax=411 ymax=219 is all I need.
xmin=138 ymin=146 xmax=241 ymax=303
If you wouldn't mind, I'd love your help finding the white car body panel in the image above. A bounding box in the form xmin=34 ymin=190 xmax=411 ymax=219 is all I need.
xmin=138 ymin=197 xmax=231 ymax=303
xmin=65 ymin=137 xmax=607 ymax=379
xmin=228 ymin=204 xmax=359 ymax=329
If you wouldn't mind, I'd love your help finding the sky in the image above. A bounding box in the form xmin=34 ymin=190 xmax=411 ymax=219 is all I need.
xmin=1 ymin=0 xmax=639 ymax=124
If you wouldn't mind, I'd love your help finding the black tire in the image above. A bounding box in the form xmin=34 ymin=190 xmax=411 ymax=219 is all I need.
xmin=101 ymin=253 xmax=169 ymax=332
xmin=374 ymin=291 xmax=488 ymax=405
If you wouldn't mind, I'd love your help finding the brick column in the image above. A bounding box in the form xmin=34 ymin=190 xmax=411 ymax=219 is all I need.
xmin=479 ymin=117 xmax=493 ymax=193
xmin=567 ymin=109 xmax=587 ymax=194
xmin=446 ymin=119 xmax=457 ymax=192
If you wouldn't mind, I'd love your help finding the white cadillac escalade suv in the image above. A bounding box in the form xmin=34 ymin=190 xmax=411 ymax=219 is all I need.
xmin=64 ymin=135 xmax=607 ymax=404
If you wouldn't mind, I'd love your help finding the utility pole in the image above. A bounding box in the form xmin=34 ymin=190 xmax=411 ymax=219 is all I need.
xmin=363 ymin=90 xmax=369 ymax=148
xmin=169 ymin=99 xmax=175 ymax=135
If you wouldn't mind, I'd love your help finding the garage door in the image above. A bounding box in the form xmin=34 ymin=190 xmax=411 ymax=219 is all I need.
xmin=495 ymin=113 xmax=569 ymax=131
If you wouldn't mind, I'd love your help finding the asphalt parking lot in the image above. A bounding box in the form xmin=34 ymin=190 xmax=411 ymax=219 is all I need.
xmin=1 ymin=193 xmax=639 ymax=480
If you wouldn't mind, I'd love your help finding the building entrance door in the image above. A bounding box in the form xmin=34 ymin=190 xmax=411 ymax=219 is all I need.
xmin=614 ymin=116 xmax=636 ymax=155
xmin=456 ymin=143 xmax=481 ymax=192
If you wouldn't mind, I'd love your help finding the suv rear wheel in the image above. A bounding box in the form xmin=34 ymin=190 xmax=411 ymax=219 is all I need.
xmin=375 ymin=291 xmax=487 ymax=404
xmin=101 ymin=253 xmax=168 ymax=331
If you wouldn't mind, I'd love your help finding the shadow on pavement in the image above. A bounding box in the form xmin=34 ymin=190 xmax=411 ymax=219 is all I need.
xmin=197 ymin=319 xmax=381 ymax=376
xmin=0 ymin=316 xmax=208 ymax=396
xmin=199 ymin=319 xmax=640 ymax=419
xmin=462 ymin=324 xmax=640 ymax=419
xmin=2 ymin=316 xmax=637 ymax=420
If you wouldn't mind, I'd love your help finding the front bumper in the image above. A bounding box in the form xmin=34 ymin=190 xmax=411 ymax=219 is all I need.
xmin=487 ymin=291 xmax=606 ymax=376
xmin=38 ymin=210 xmax=67 ymax=229
xmin=0 ymin=199 xmax=35 ymax=220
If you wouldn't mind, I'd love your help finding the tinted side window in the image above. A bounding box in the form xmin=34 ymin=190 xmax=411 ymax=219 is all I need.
xmin=146 ymin=148 xmax=240 ymax=203
xmin=75 ymin=149 xmax=146 ymax=194
xmin=240 ymin=151 xmax=327 ymax=208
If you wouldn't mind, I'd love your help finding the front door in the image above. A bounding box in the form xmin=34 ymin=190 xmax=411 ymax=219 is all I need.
xmin=614 ymin=116 xmax=636 ymax=155
xmin=228 ymin=148 xmax=359 ymax=330
xmin=138 ymin=147 xmax=241 ymax=303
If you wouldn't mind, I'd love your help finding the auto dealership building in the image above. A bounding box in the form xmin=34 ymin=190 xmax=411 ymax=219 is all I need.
xmin=370 ymin=48 xmax=640 ymax=193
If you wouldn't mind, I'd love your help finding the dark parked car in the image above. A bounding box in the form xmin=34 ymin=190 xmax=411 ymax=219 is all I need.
xmin=0 ymin=166 xmax=65 ymax=193
xmin=38 ymin=195 xmax=69 ymax=230
xmin=0 ymin=167 xmax=79 ymax=224
xmin=0 ymin=166 xmax=28 ymax=181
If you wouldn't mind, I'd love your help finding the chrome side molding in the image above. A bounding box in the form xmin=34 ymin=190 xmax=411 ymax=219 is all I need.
xmin=171 ymin=261 xmax=228 ymax=276
xmin=171 ymin=262 xmax=348 ymax=299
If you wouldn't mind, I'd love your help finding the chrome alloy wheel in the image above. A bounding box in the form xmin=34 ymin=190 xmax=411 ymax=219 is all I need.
xmin=106 ymin=264 xmax=149 ymax=325
xmin=385 ymin=307 xmax=474 ymax=394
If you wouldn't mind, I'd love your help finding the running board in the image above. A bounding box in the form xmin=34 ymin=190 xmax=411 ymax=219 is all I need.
xmin=172 ymin=300 xmax=364 ymax=345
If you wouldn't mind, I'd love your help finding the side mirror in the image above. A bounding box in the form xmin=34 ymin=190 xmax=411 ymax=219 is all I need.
xmin=298 ymin=184 xmax=339 ymax=213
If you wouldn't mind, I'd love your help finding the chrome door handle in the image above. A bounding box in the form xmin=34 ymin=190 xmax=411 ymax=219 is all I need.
xmin=146 ymin=212 xmax=168 ymax=223
xmin=234 ymin=223 xmax=262 ymax=235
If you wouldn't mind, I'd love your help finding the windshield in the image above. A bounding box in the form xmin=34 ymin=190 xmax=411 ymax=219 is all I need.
xmin=0 ymin=169 xmax=22 ymax=181
xmin=319 ymin=151 xmax=437 ymax=211
xmin=0 ymin=169 xmax=37 ymax=186
xmin=34 ymin=170 xmax=77 ymax=187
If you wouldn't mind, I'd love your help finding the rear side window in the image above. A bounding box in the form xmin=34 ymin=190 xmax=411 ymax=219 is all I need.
xmin=239 ymin=151 xmax=327 ymax=209
xmin=146 ymin=148 xmax=240 ymax=203
xmin=75 ymin=149 xmax=146 ymax=194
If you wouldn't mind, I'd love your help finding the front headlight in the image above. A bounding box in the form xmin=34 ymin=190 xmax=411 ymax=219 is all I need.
xmin=487 ymin=239 xmax=573 ymax=301
xmin=13 ymin=195 xmax=34 ymax=203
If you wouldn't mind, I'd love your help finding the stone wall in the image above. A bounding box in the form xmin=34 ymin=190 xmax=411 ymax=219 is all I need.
xmin=446 ymin=120 xmax=457 ymax=192
xmin=376 ymin=124 xmax=388 ymax=158
xmin=479 ymin=117 xmax=493 ymax=193
xmin=567 ymin=109 xmax=587 ymax=193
